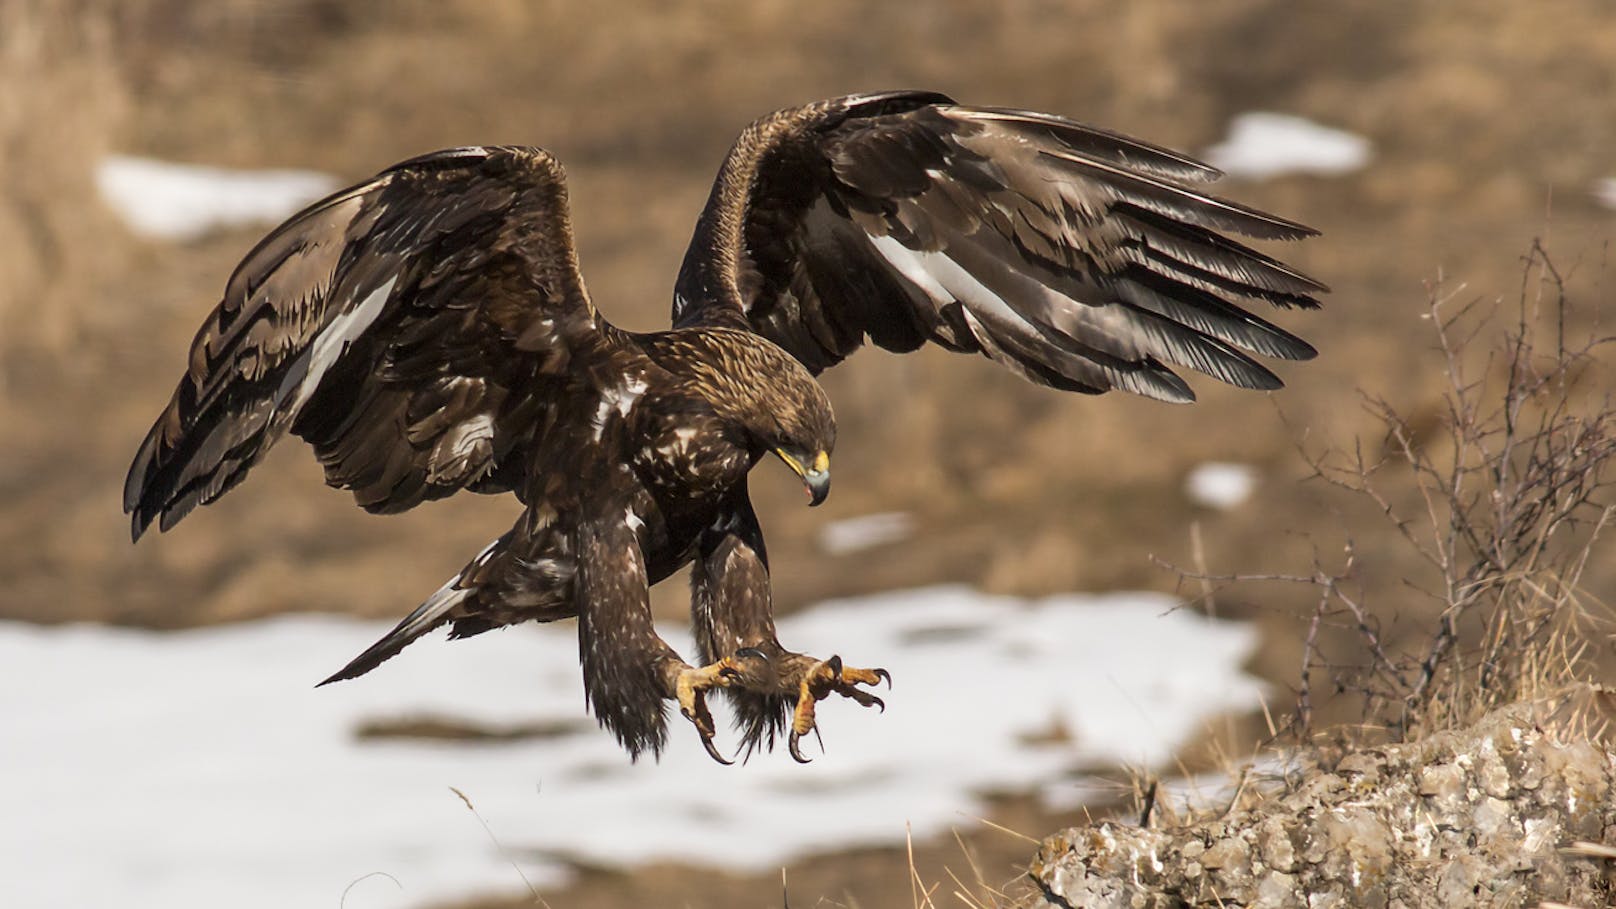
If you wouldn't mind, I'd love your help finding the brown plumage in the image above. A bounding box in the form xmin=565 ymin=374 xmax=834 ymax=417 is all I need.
xmin=125 ymin=91 xmax=1325 ymax=762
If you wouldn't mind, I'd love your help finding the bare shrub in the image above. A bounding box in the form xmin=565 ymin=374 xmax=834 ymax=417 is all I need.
xmin=1177 ymin=242 xmax=1616 ymax=741
xmin=1293 ymin=242 xmax=1616 ymax=737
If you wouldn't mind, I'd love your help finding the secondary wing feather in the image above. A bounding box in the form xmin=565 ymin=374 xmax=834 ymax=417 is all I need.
xmin=671 ymin=91 xmax=1325 ymax=402
xmin=125 ymin=146 xmax=600 ymax=540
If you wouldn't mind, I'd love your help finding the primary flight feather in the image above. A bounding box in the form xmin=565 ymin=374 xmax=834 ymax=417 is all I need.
xmin=126 ymin=91 xmax=1325 ymax=763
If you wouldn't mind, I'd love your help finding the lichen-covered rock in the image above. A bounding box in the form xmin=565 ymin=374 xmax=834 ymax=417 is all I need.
xmin=1030 ymin=702 xmax=1616 ymax=908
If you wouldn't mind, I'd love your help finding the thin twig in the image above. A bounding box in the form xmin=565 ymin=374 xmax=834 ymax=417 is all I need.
xmin=449 ymin=787 xmax=551 ymax=907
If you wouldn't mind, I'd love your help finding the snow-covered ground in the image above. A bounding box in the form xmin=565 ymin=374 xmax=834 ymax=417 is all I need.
xmin=1 ymin=586 xmax=1263 ymax=909
xmin=1203 ymin=112 xmax=1371 ymax=181
xmin=1185 ymin=462 xmax=1258 ymax=510
xmin=817 ymin=511 xmax=914 ymax=555
xmin=95 ymin=155 xmax=339 ymax=241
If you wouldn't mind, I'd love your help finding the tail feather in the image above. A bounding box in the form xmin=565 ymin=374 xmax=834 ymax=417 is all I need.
xmin=316 ymin=579 xmax=469 ymax=686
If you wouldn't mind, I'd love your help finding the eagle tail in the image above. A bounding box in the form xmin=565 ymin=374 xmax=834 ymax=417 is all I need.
xmin=317 ymin=577 xmax=470 ymax=686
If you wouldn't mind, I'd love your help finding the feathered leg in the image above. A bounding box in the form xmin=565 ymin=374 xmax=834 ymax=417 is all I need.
xmin=576 ymin=513 xmax=751 ymax=763
xmin=690 ymin=503 xmax=795 ymax=756
xmin=691 ymin=492 xmax=889 ymax=762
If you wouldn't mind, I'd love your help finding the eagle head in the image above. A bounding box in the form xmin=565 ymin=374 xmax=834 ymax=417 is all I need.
xmin=691 ymin=330 xmax=837 ymax=506
xmin=748 ymin=346 xmax=835 ymax=507
xmin=764 ymin=392 xmax=835 ymax=507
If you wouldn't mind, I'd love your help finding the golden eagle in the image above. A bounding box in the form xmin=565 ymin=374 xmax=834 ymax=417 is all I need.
xmin=124 ymin=91 xmax=1324 ymax=763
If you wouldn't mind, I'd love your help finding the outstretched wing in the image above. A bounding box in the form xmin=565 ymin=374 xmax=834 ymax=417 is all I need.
xmin=672 ymin=91 xmax=1325 ymax=402
xmin=125 ymin=146 xmax=601 ymax=540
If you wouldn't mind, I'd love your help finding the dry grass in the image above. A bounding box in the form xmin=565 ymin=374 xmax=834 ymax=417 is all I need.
xmin=904 ymin=823 xmax=1040 ymax=909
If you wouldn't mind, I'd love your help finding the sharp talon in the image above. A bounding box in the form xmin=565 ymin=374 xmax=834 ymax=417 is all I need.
xmin=788 ymin=732 xmax=812 ymax=764
xmin=718 ymin=664 xmax=741 ymax=681
xmin=701 ymin=735 xmax=734 ymax=766
xmin=779 ymin=655 xmax=890 ymax=762
xmin=736 ymin=646 xmax=769 ymax=662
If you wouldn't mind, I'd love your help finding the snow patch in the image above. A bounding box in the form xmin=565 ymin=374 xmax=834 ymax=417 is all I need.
xmin=1203 ymin=113 xmax=1371 ymax=181
xmin=818 ymin=511 xmax=914 ymax=555
xmin=0 ymin=586 xmax=1263 ymax=909
xmin=1594 ymin=178 xmax=1616 ymax=211
xmin=1186 ymin=462 xmax=1258 ymax=509
xmin=95 ymin=154 xmax=339 ymax=241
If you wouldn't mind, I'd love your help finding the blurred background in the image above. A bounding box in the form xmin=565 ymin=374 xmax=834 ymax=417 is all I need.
xmin=4 ymin=1 xmax=1614 ymax=907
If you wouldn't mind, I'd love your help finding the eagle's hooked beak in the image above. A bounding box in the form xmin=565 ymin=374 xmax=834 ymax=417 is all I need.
xmin=775 ymin=448 xmax=831 ymax=506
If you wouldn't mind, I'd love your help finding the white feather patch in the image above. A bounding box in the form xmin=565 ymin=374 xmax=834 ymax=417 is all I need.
xmin=451 ymin=413 xmax=495 ymax=459
xmin=429 ymin=412 xmax=496 ymax=483
xmin=658 ymin=426 xmax=700 ymax=458
xmin=416 ymin=574 xmax=473 ymax=619
xmin=875 ymin=232 xmax=1150 ymax=361
xmin=284 ymin=275 xmax=397 ymax=415
xmin=866 ymin=234 xmax=953 ymax=307
xmin=461 ymin=537 xmax=500 ymax=575
xmin=409 ymin=536 xmax=498 ymax=630
xmin=866 ymin=233 xmax=1041 ymax=338
xmin=591 ymin=374 xmax=649 ymax=441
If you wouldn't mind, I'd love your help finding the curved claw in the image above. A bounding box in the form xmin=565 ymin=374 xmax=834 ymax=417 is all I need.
xmin=788 ymin=732 xmax=812 ymax=764
xmin=836 ymin=685 xmax=886 ymax=712
xmin=873 ymin=668 xmax=892 ymax=689
xmin=700 ymin=733 xmax=735 ymax=766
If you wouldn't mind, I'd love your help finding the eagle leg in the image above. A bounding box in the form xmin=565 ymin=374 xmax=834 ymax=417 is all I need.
xmin=671 ymin=657 xmax=749 ymax=765
xmin=689 ymin=495 xmax=896 ymax=761
xmin=784 ymin=654 xmax=891 ymax=764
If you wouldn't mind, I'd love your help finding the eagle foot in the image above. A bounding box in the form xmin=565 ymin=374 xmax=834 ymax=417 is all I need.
xmin=787 ymin=655 xmax=891 ymax=764
xmin=674 ymin=658 xmax=747 ymax=765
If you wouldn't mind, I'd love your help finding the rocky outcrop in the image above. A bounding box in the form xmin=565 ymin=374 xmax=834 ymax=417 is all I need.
xmin=1030 ymin=701 xmax=1616 ymax=908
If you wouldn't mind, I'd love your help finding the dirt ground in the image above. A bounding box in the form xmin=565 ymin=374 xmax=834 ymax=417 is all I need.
xmin=6 ymin=1 xmax=1616 ymax=906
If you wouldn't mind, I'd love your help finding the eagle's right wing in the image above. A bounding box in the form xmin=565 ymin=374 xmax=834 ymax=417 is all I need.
xmin=125 ymin=146 xmax=605 ymax=540
xmin=672 ymin=92 xmax=1325 ymax=402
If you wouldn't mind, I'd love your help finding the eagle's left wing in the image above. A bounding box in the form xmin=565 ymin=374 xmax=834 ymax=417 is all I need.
xmin=672 ymin=91 xmax=1325 ymax=402
xmin=125 ymin=146 xmax=603 ymax=540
